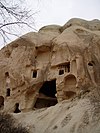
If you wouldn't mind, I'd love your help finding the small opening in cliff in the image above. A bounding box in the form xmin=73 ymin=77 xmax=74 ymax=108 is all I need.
xmin=59 ymin=69 xmax=64 ymax=75
xmin=5 ymin=72 xmax=9 ymax=77
xmin=6 ymin=88 xmax=10 ymax=96
xmin=58 ymin=62 xmax=70 ymax=75
xmin=0 ymin=96 xmax=4 ymax=109
xmin=32 ymin=70 xmax=37 ymax=78
xmin=88 ymin=61 xmax=94 ymax=66
xmin=34 ymin=79 xmax=57 ymax=109
xmin=14 ymin=103 xmax=21 ymax=113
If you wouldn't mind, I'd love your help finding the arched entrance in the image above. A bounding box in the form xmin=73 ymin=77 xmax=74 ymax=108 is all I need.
xmin=64 ymin=74 xmax=77 ymax=99
xmin=14 ymin=103 xmax=21 ymax=113
xmin=34 ymin=79 xmax=57 ymax=109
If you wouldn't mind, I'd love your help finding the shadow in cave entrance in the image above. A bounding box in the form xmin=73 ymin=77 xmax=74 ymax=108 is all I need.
xmin=14 ymin=103 xmax=21 ymax=113
xmin=34 ymin=79 xmax=58 ymax=109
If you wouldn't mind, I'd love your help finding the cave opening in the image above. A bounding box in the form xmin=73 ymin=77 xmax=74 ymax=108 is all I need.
xmin=32 ymin=70 xmax=37 ymax=78
xmin=0 ymin=96 xmax=4 ymax=109
xmin=34 ymin=79 xmax=57 ymax=109
xmin=88 ymin=61 xmax=95 ymax=66
xmin=59 ymin=69 xmax=64 ymax=75
xmin=58 ymin=62 xmax=70 ymax=75
xmin=5 ymin=72 xmax=9 ymax=77
xmin=88 ymin=62 xmax=93 ymax=66
xmin=14 ymin=103 xmax=21 ymax=113
xmin=6 ymin=88 xmax=10 ymax=96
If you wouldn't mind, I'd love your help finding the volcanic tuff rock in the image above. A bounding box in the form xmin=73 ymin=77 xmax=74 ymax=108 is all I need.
xmin=13 ymin=89 xmax=100 ymax=133
xmin=0 ymin=18 xmax=100 ymax=133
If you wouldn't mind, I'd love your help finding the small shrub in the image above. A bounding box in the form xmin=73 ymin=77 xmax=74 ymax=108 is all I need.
xmin=0 ymin=112 xmax=28 ymax=133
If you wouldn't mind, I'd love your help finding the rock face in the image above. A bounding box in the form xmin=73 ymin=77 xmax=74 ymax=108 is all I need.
xmin=0 ymin=18 xmax=100 ymax=115
xmin=13 ymin=90 xmax=100 ymax=133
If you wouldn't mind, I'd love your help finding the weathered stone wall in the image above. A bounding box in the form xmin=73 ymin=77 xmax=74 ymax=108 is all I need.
xmin=0 ymin=18 xmax=100 ymax=112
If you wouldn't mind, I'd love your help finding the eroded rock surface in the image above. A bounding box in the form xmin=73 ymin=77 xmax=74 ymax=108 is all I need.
xmin=0 ymin=18 xmax=100 ymax=132
xmin=13 ymin=89 xmax=100 ymax=133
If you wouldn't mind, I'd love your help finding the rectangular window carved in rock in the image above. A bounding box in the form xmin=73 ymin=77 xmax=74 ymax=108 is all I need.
xmin=6 ymin=88 xmax=10 ymax=96
xmin=32 ymin=70 xmax=37 ymax=78
xmin=59 ymin=69 xmax=64 ymax=75
xmin=58 ymin=62 xmax=70 ymax=75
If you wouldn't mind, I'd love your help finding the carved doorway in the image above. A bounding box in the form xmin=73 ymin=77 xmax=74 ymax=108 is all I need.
xmin=34 ymin=79 xmax=57 ymax=109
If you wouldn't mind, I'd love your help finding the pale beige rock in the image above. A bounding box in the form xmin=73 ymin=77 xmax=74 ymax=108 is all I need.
xmin=13 ymin=89 xmax=100 ymax=133
xmin=0 ymin=18 xmax=100 ymax=133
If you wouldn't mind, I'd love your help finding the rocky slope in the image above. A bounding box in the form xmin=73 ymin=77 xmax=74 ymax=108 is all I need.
xmin=13 ymin=88 xmax=100 ymax=133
